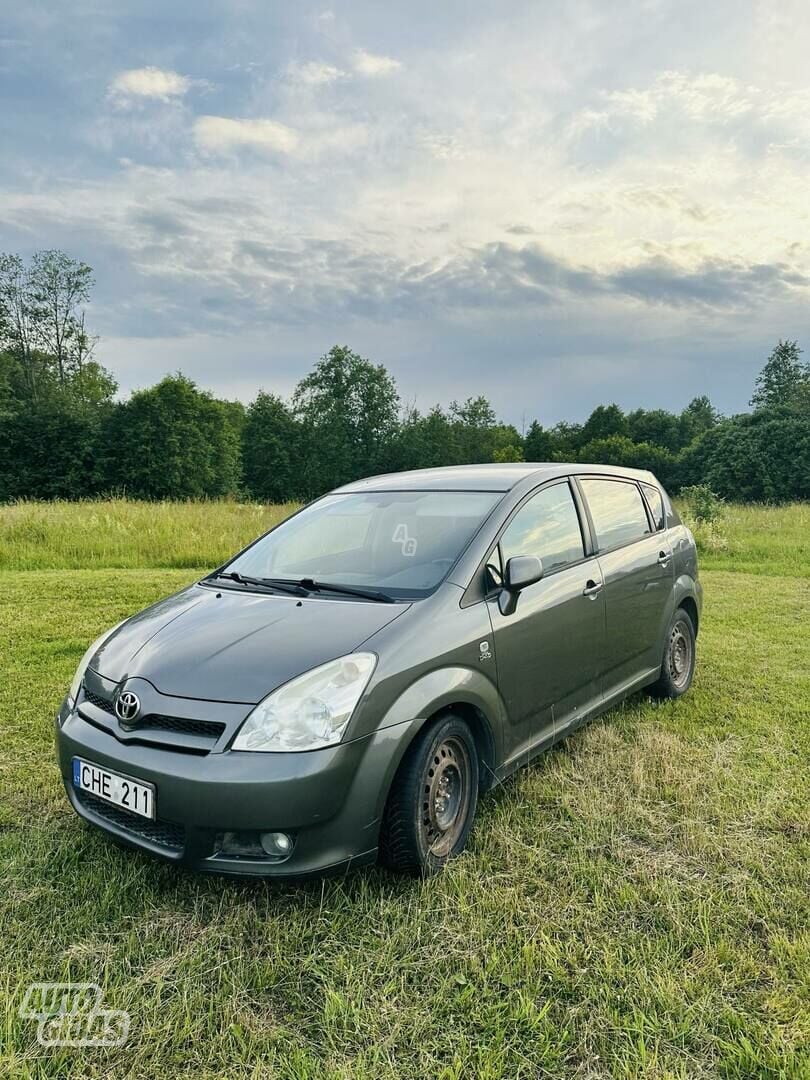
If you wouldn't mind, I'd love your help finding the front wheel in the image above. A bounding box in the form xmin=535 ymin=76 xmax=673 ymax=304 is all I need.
xmin=648 ymin=607 xmax=696 ymax=699
xmin=379 ymin=715 xmax=479 ymax=877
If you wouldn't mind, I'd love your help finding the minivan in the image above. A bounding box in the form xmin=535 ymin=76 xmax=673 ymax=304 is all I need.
xmin=56 ymin=464 xmax=701 ymax=877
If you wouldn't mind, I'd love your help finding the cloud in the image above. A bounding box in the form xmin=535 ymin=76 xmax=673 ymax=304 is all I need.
xmin=351 ymin=49 xmax=402 ymax=76
xmin=5 ymin=2 xmax=810 ymax=421
xmin=287 ymin=60 xmax=345 ymax=85
xmin=569 ymin=70 xmax=810 ymax=141
xmin=109 ymin=66 xmax=191 ymax=104
xmin=193 ymin=116 xmax=299 ymax=155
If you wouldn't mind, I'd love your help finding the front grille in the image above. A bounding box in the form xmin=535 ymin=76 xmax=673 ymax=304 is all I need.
xmin=81 ymin=690 xmax=225 ymax=743
xmin=83 ymin=690 xmax=114 ymax=714
xmin=143 ymin=715 xmax=225 ymax=738
xmin=76 ymin=789 xmax=185 ymax=852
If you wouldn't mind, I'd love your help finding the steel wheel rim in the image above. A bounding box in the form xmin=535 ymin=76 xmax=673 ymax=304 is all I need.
xmin=421 ymin=736 xmax=472 ymax=858
xmin=668 ymin=620 xmax=692 ymax=688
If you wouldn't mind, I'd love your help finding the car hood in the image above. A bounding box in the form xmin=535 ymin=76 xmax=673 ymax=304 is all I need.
xmin=90 ymin=584 xmax=408 ymax=703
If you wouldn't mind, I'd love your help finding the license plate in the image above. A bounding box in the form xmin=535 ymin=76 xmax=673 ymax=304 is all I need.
xmin=72 ymin=758 xmax=155 ymax=820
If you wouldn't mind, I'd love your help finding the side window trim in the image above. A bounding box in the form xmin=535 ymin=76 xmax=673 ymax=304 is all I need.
xmin=493 ymin=478 xmax=593 ymax=583
xmin=463 ymin=476 xmax=600 ymax=605
xmin=573 ymin=474 xmax=656 ymax=556
xmin=640 ymin=481 xmax=665 ymax=532
xmin=569 ymin=476 xmax=596 ymax=556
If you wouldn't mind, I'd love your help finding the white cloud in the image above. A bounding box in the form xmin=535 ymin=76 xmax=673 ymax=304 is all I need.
xmin=569 ymin=70 xmax=810 ymax=139
xmin=109 ymin=66 xmax=191 ymax=104
xmin=287 ymin=60 xmax=346 ymax=86
xmin=351 ymin=49 xmax=402 ymax=76
xmin=193 ymin=115 xmax=299 ymax=155
xmin=8 ymin=3 xmax=810 ymax=418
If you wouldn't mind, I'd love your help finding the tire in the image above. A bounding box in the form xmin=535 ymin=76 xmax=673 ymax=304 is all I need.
xmin=648 ymin=607 xmax=696 ymax=699
xmin=379 ymin=714 xmax=479 ymax=877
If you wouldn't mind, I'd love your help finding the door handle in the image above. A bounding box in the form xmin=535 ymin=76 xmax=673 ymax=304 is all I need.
xmin=657 ymin=550 xmax=672 ymax=566
xmin=582 ymin=579 xmax=603 ymax=597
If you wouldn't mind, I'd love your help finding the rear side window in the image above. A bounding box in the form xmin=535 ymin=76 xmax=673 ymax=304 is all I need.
xmin=642 ymin=482 xmax=665 ymax=530
xmin=580 ymin=478 xmax=651 ymax=550
xmin=500 ymin=483 xmax=584 ymax=573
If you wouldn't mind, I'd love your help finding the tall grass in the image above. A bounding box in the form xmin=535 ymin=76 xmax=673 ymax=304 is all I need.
xmin=0 ymin=499 xmax=300 ymax=571
xmin=1 ymin=497 xmax=807 ymax=576
xmin=679 ymin=501 xmax=809 ymax=578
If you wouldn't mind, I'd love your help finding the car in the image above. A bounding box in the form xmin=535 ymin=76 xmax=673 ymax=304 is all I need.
xmin=56 ymin=463 xmax=702 ymax=878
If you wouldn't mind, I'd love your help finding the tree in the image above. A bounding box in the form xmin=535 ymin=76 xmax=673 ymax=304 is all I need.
xmin=0 ymin=394 xmax=102 ymax=500
xmin=0 ymin=253 xmax=43 ymax=398
xmin=679 ymin=395 xmax=720 ymax=445
xmin=705 ymin=414 xmax=810 ymax=501
xmin=242 ymin=392 xmax=301 ymax=502
xmin=97 ymin=374 xmax=240 ymax=498
xmin=68 ymin=360 xmax=118 ymax=408
xmin=28 ymin=250 xmax=95 ymax=388
xmin=490 ymin=424 xmax=524 ymax=462
xmin=627 ymin=407 xmax=681 ymax=452
xmin=493 ymin=443 xmax=524 ymax=463
xmin=524 ymin=420 xmax=554 ymax=461
xmin=547 ymin=420 xmax=584 ymax=458
xmin=449 ymin=396 xmax=497 ymax=463
xmin=388 ymin=405 xmax=459 ymax=471
xmin=675 ymin=423 xmax=728 ymax=490
xmin=750 ymin=340 xmax=808 ymax=411
xmin=578 ymin=434 xmax=677 ymax=488
xmin=0 ymin=249 xmax=111 ymax=404
xmin=293 ymin=346 xmax=400 ymax=494
xmin=581 ymin=403 xmax=627 ymax=444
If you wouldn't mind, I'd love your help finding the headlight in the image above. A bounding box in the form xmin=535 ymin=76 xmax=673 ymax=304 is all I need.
xmin=67 ymin=622 xmax=125 ymax=706
xmin=232 ymin=653 xmax=377 ymax=752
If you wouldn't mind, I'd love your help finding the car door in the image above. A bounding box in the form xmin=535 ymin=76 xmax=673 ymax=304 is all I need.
xmin=577 ymin=476 xmax=674 ymax=697
xmin=486 ymin=479 xmax=605 ymax=764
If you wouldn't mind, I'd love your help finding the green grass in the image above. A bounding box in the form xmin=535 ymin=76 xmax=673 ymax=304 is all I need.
xmin=1 ymin=503 xmax=808 ymax=1077
xmin=684 ymin=503 xmax=810 ymax=579
xmin=0 ymin=499 xmax=300 ymax=571
xmin=1 ymin=497 xmax=807 ymax=578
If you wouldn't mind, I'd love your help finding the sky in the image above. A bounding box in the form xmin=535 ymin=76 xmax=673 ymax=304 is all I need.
xmin=1 ymin=0 xmax=809 ymax=425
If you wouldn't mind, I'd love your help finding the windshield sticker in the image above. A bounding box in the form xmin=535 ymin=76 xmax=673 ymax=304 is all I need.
xmin=392 ymin=524 xmax=417 ymax=556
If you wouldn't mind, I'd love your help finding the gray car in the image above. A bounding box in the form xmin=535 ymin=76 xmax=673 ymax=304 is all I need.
xmin=56 ymin=463 xmax=702 ymax=878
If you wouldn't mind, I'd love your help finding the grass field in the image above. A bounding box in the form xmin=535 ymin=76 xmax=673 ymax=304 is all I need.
xmin=1 ymin=501 xmax=808 ymax=1077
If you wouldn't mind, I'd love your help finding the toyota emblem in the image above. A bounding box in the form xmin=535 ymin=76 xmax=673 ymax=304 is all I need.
xmin=115 ymin=690 xmax=141 ymax=724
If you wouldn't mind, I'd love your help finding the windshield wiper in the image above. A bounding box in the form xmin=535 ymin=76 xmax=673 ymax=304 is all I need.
xmin=211 ymin=571 xmax=394 ymax=603
xmin=210 ymin=571 xmax=308 ymax=597
xmin=291 ymin=578 xmax=395 ymax=603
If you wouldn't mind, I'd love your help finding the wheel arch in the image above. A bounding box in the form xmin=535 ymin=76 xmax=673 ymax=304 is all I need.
xmin=673 ymin=575 xmax=700 ymax=636
xmin=371 ymin=667 xmax=505 ymax=820
xmin=428 ymin=701 xmax=497 ymax=793
xmin=679 ymin=594 xmax=699 ymax=636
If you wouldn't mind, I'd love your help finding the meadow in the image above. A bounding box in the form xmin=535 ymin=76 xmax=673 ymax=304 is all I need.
xmin=0 ymin=500 xmax=808 ymax=1078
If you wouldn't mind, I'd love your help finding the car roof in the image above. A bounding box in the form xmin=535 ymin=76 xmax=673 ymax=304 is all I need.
xmin=335 ymin=462 xmax=658 ymax=493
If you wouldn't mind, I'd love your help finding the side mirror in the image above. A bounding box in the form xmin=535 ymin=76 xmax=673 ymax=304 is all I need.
xmin=499 ymin=555 xmax=543 ymax=615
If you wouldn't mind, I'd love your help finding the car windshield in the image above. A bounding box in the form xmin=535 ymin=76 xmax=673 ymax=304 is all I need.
xmin=221 ymin=490 xmax=501 ymax=599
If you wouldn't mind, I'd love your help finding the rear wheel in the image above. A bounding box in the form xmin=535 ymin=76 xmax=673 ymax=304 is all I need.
xmin=648 ymin=607 xmax=696 ymax=698
xmin=379 ymin=715 xmax=479 ymax=877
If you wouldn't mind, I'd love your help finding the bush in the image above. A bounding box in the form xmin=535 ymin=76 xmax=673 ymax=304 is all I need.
xmin=680 ymin=484 xmax=724 ymax=524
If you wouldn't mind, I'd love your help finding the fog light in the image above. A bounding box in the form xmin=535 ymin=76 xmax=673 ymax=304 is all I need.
xmin=260 ymin=831 xmax=293 ymax=858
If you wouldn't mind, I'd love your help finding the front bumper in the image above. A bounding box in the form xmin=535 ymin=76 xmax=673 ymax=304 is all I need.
xmin=55 ymin=700 xmax=408 ymax=878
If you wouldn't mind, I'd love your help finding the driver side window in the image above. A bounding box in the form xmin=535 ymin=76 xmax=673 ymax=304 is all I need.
xmin=500 ymin=482 xmax=585 ymax=574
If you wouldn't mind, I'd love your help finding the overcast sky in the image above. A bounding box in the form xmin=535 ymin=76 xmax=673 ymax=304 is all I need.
xmin=1 ymin=1 xmax=808 ymax=424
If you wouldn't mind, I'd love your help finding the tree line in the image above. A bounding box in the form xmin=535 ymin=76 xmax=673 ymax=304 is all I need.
xmin=1 ymin=250 xmax=808 ymax=503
